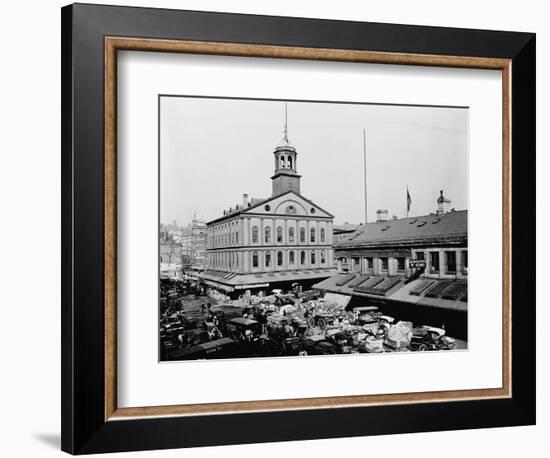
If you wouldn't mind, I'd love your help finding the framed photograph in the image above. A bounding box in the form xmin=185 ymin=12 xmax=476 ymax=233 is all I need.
xmin=61 ymin=3 xmax=536 ymax=454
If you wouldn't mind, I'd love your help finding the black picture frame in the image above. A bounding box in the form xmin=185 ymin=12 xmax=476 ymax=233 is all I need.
xmin=61 ymin=3 xmax=536 ymax=454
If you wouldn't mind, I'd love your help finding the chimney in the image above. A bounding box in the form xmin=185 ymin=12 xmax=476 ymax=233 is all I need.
xmin=436 ymin=190 xmax=451 ymax=215
xmin=376 ymin=209 xmax=389 ymax=223
xmin=243 ymin=193 xmax=249 ymax=208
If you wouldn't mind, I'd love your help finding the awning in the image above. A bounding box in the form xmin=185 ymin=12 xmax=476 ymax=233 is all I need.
xmin=234 ymin=283 xmax=270 ymax=290
xmin=323 ymin=292 xmax=352 ymax=308
xmin=203 ymin=280 xmax=234 ymax=292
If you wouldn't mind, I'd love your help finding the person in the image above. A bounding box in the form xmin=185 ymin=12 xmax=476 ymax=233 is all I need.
xmin=342 ymin=315 xmax=351 ymax=331
xmin=177 ymin=332 xmax=188 ymax=348
xmin=284 ymin=322 xmax=294 ymax=338
xmin=200 ymin=303 xmax=206 ymax=313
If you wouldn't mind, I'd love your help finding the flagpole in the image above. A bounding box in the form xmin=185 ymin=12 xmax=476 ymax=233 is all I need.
xmin=363 ymin=129 xmax=367 ymax=224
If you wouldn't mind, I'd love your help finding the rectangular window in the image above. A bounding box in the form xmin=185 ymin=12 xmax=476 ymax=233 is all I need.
xmin=446 ymin=251 xmax=457 ymax=273
xmin=430 ymin=252 xmax=440 ymax=272
xmin=462 ymin=250 xmax=468 ymax=274
xmin=265 ymin=252 xmax=271 ymax=268
xmin=352 ymin=257 xmax=360 ymax=272
xmin=397 ymin=257 xmax=405 ymax=271
xmin=380 ymin=257 xmax=388 ymax=271
xmin=366 ymin=257 xmax=373 ymax=269
xmin=415 ymin=251 xmax=425 ymax=261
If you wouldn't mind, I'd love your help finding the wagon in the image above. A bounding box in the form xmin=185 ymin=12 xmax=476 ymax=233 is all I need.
xmin=352 ymin=306 xmax=381 ymax=325
xmin=165 ymin=337 xmax=240 ymax=361
xmin=409 ymin=326 xmax=456 ymax=351
xmin=226 ymin=317 xmax=261 ymax=343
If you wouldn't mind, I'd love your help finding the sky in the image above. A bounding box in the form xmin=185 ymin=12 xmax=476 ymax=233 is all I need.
xmin=160 ymin=96 xmax=468 ymax=227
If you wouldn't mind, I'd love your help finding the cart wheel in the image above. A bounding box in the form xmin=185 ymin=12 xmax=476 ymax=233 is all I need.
xmin=418 ymin=343 xmax=429 ymax=351
xmin=298 ymin=350 xmax=308 ymax=356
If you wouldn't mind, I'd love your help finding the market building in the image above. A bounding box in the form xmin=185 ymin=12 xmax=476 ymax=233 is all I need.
xmin=313 ymin=191 xmax=468 ymax=340
xmin=201 ymin=109 xmax=336 ymax=295
xmin=333 ymin=223 xmax=360 ymax=244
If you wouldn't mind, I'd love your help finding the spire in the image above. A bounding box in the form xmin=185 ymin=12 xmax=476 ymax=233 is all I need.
xmin=276 ymin=102 xmax=294 ymax=148
xmin=283 ymin=102 xmax=288 ymax=142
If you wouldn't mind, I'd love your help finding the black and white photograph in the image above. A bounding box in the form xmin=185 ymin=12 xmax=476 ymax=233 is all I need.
xmin=159 ymin=96 xmax=469 ymax=361
xmin=0 ymin=0 xmax=542 ymax=456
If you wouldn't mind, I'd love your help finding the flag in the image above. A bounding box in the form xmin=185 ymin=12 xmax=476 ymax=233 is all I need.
xmin=407 ymin=186 xmax=412 ymax=214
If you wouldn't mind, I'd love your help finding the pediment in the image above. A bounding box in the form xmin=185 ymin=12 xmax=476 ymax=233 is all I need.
xmin=243 ymin=191 xmax=333 ymax=218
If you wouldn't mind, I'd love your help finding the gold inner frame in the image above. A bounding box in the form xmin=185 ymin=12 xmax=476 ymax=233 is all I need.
xmin=104 ymin=37 xmax=512 ymax=421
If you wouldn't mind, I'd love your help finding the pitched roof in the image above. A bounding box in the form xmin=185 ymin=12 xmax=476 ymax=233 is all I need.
xmin=336 ymin=210 xmax=467 ymax=248
xmin=333 ymin=223 xmax=360 ymax=232
xmin=207 ymin=190 xmax=334 ymax=225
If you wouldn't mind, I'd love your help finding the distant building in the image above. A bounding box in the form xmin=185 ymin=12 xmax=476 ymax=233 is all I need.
xmin=160 ymin=225 xmax=183 ymax=279
xmin=314 ymin=191 xmax=468 ymax=340
xmin=201 ymin=107 xmax=336 ymax=296
xmin=181 ymin=216 xmax=208 ymax=269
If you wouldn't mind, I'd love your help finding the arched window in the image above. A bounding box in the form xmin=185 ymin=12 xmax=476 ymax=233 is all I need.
xmin=320 ymin=228 xmax=326 ymax=243
xmin=236 ymin=231 xmax=239 ymax=244
xmin=277 ymin=226 xmax=283 ymax=243
xmin=289 ymin=251 xmax=295 ymax=264
xmin=288 ymin=227 xmax=295 ymax=243
xmin=321 ymin=250 xmax=326 ymax=264
xmin=252 ymin=252 xmax=259 ymax=268
xmin=311 ymin=251 xmax=316 ymax=265
xmin=300 ymin=250 xmax=306 ymax=265
xmin=288 ymin=156 xmax=293 ymax=169
xmin=280 ymin=156 xmax=285 ymax=168
xmin=265 ymin=226 xmax=271 ymax=243
xmin=252 ymin=226 xmax=258 ymax=243
xmin=277 ymin=251 xmax=283 ymax=266
xmin=310 ymin=228 xmax=316 ymax=243
xmin=265 ymin=252 xmax=271 ymax=268
xmin=299 ymin=227 xmax=306 ymax=243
